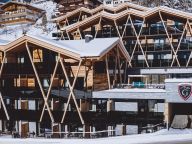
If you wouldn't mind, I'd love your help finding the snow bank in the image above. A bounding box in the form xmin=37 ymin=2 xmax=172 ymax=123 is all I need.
xmin=1 ymin=129 xmax=192 ymax=144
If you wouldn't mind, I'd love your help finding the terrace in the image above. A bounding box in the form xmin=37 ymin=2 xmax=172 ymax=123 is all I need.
xmin=93 ymin=75 xmax=166 ymax=100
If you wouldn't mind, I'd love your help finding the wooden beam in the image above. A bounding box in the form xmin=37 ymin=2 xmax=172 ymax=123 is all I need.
xmin=40 ymin=55 xmax=60 ymax=122
xmin=26 ymin=42 xmax=54 ymax=122
xmin=171 ymin=22 xmax=188 ymax=66
xmin=0 ymin=52 xmax=10 ymax=120
xmin=159 ymin=11 xmax=180 ymax=67
xmin=114 ymin=20 xmax=121 ymax=38
xmin=117 ymin=47 xmax=122 ymax=84
xmin=105 ymin=54 xmax=111 ymax=89
xmin=122 ymin=15 xmax=130 ymax=38
xmin=60 ymin=59 xmax=85 ymax=125
xmin=95 ymin=16 xmax=102 ymax=38
xmin=129 ymin=17 xmax=149 ymax=67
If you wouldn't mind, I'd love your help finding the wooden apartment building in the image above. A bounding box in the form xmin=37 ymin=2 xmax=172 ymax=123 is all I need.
xmin=0 ymin=1 xmax=45 ymax=25
xmin=54 ymin=0 xmax=102 ymax=15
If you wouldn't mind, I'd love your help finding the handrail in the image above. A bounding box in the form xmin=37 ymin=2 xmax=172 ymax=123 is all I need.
xmin=117 ymin=83 xmax=165 ymax=89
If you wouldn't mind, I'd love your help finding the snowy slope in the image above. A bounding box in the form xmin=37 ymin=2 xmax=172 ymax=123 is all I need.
xmin=0 ymin=0 xmax=57 ymax=41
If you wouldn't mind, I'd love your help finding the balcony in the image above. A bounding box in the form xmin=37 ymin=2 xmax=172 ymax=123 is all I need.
xmin=93 ymin=83 xmax=166 ymax=100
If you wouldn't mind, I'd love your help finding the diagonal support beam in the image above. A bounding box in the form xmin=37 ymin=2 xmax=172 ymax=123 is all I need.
xmin=114 ymin=20 xmax=121 ymax=38
xmin=105 ymin=54 xmax=111 ymax=89
xmin=95 ymin=16 xmax=102 ymax=38
xmin=60 ymin=58 xmax=84 ymax=125
xmin=129 ymin=17 xmax=149 ymax=67
xmin=26 ymin=42 xmax=54 ymax=122
xmin=159 ymin=11 xmax=180 ymax=67
xmin=122 ymin=15 xmax=130 ymax=38
xmin=0 ymin=52 xmax=9 ymax=120
xmin=171 ymin=22 xmax=188 ymax=66
xmin=40 ymin=55 xmax=60 ymax=122
xmin=186 ymin=20 xmax=192 ymax=67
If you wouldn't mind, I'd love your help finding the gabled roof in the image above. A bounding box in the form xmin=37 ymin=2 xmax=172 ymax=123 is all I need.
xmin=53 ymin=3 xmax=149 ymax=23
xmin=62 ymin=5 xmax=192 ymax=33
xmin=2 ymin=35 xmax=130 ymax=61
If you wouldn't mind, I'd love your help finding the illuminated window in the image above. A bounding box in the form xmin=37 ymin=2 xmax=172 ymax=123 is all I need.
xmin=33 ymin=48 xmax=43 ymax=62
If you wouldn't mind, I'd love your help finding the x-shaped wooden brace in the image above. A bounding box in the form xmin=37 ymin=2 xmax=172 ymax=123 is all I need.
xmin=0 ymin=52 xmax=9 ymax=120
xmin=39 ymin=55 xmax=60 ymax=122
xmin=60 ymin=58 xmax=84 ymax=125
xmin=171 ymin=21 xmax=188 ymax=66
xmin=186 ymin=20 xmax=192 ymax=67
xmin=26 ymin=42 xmax=54 ymax=122
xmin=129 ymin=16 xmax=149 ymax=67
xmin=159 ymin=11 xmax=180 ymax=67
xmin=95 ymin=16 xmax=102 ymax=38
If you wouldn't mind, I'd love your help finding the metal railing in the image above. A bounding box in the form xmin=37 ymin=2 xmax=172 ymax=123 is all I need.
xmin=116 ymin=83 xmax=165 ymax=89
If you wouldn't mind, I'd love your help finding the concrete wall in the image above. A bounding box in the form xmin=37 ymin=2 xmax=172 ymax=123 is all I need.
xmin=166 ymin=79 xmax=192 ymax=103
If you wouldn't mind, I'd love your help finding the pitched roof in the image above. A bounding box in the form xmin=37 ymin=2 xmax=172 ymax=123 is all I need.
xmin=2 ymin=35 xmax=130 ymax=61
xmin=53 ymin=2 xmax=149 ymax=22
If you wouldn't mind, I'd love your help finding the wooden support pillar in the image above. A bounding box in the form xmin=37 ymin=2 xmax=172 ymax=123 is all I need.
xmin=117 ymin=47 xmax=122 ymax=84
xmin=0 ymin=52 xmax=9 ymax=120
xmin=105 ymin=54 xmax=111 ymax=89
xmin=83 ymin=124 xmax=90 ymax=138
xmin=122 ymin=125 xmax=126 ymax=135
xmin=107 ymin=99 xmax=114 ymax=112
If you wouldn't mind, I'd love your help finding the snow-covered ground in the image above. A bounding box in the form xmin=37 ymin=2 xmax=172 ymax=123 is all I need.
xmin=1 ymin=129 xmax=192 ymax=144
xmin=0 ymin=0 xmax=57 ymax=41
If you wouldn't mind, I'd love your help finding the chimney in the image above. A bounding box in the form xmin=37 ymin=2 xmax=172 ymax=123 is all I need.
xmin=85 ymin=34 xmax=93 ymax=43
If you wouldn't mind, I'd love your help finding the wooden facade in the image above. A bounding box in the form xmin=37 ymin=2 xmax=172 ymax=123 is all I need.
xmin=0 ymin=2 xmax=45 ymax=25
xmin=54 ymin=0 xmax=102 ymax=15
xmin=0 ymin=35 xmax=130 ymax=137
xmin=54 ymin=3 xmax=192 ymax=68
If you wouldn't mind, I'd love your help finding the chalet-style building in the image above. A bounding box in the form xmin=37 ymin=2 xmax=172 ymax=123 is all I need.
xmin=0 ymin=34 xmax=129 ymax=137
xmin=1 ymin=2 xmax=192 ymax=138
xmin=0 ymin=1 xmax=45 ymax=25
xmin=54 ymin=0 xmax=102 ymax=15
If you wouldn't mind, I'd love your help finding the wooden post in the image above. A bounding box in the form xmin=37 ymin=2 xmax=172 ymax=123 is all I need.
xmin=117 ymin=47 xmax=122 ymax=84
xmin=0 ymin=52 xmax=10 ymax=120
xmin=95 ymin=16 xmax=102 ymax=38
xmin=105 ymin=55 xmax=111 ymax=89
xmin=122 ymin=15 xmax=130 ymax=37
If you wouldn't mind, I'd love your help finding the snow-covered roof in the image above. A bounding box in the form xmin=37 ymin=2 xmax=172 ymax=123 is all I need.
xmin=103 ymin=88 xmax=166 ymax=93
xmin=0 ymin=39 xmax=10 ymax=45
xmin=3 ymin=34 xmax=130 ymax=61
xmin=28 ymin=35 xmax=121 ymax=57
xmin=165 ymin=78 xmax=192 ymax=83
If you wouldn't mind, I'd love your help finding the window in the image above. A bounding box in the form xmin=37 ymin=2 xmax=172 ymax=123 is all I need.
xmin=33 ymin=48 xmax=43 ymax=62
